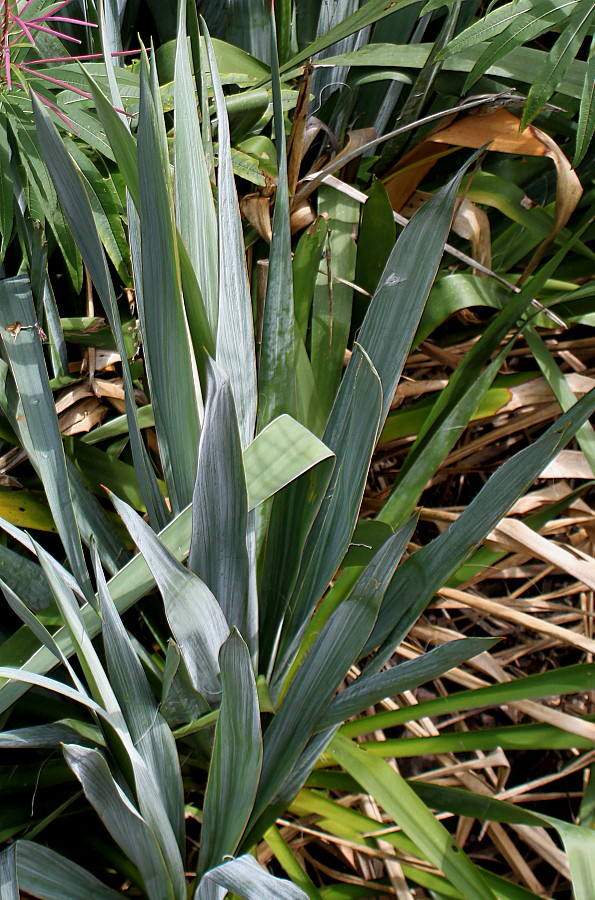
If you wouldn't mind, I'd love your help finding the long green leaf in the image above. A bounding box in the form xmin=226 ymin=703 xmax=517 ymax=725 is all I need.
xmin=196 ymin=854 xmax=308 ymax=900
xmin=329 ymin=734 xmax=496 ymax=900
xmin=364 ymin=386 xmax=595 ymax=668
xmin=342 ymin=662 xmax=595 ymax=737
xmin=276 ymin=154 xmax=478 ymax=677
xmin=321 ymin=637 xmax=497 ymax=728
xmin=189 ymin=359 xmax=250 ymax=642
xmin=175 ymin=0 xmax=218 ymax=331
xmin=63 ymin=744 xmax=177 ymax=900
xmin=522 ymin=3 xmax=595 ymax=127
xmin=137 ymin=50 xmax=201 ymax=513
xmin=0 ymin=276 xmax=92 ymax=602
xmin=198 ymin=631 xmax=262 ymax=876
xmin=94 ymin=546 xmax=185 ymax=853
xmin=203 ymin=22 xmax=257 ymax=449
xmin=258 ymin=15 xmax=297 ymax=428
xmin=31 ymin=91 xmax=168 ymax=531
xmin=251 ymin=525 xmax=411 ymax=836
xmin=110 ymin=492 xmax=229 ymax=700
xmin=0 ymin=421 xmax=334 ymax=708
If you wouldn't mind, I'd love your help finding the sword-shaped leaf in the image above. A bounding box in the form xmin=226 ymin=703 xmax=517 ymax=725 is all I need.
xmin=203 ymin=21 xmax=257 ymax=449
xmin=137 ymin=50 xmax=201 ymax=513
xmin=110 ymin=492 xmax=229 ymax=701
xmin=189 ymin=358 xmax=250 ymax=640
xmin=14 ymin=841 xmax=122 ymax=900
xmin=197 ymin=631 xmax=262 ymax=876
xmin=63 ymin=744 xmax=178 ymax=900
xmin=94 ymin=545 xmax=185 ymax=852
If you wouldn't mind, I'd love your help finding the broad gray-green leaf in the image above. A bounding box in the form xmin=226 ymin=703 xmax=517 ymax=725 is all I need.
xmin=0 ymin=845 xmax=17 ymax=900
xmin=31 ymin=91 xmax=167 ymax=531
xmin=276 ymin=155 xmax=476 ymax=673
xmin=175 ymin=0 xmax=218 ymax=331
xmin=189 ymin=358 xmax=250 ymax=642
xmin=110 ymin=492 xmax=229 ymax=700
xmin=0 ymin=423 xmax=333 ymax=711
xmin=204 ymin=23 xmax=257 ymax=449
xmin=137 ymin=51 xmax=201 ymax=513
xmin=244 ymin=414 xmax=334 ymax=509
xmin=258 ymin=20 xmax=297 ymax=428
xmin=196 ymin=854 xmax=307 ymax=900
xmin=254 ymin=524 xmax=413 ymax=825
xmin=198 ymin=631 xmax=262 ymax=876
xmin=0 ymin=719 xmax=100 ymax=749
xmin=0 ymin=276 xmax=92 ymax=602
xmin=14 ymin=841 xmax=121 ymax=900
xmin=63 ymin=744 xmax=178 ymax=900
xmin=94 ymin=546 xmax=185 ymax=852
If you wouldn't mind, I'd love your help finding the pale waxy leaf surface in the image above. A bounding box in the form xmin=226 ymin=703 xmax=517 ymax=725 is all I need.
xmin=198 ymin=631 xmax=262 ymax=876
xmin=14 ymin=841 xmax=122 ymax=900
xmin=31 ymin=91 xmax=168 ymax=531
xmin=189 ymin=358 xmax=250 ymax=642
xmin=196 ymin=854 xmax=308 ymax=900
xmin=137 ymin=52 xmax=201 ymax=513
xmin=95 ymin=546 xmax=185 ymax=852
xmin=110 ymin=492 xmax=229 ymax=700
xmin=204 ymin=22 xmax=257 ymax=449
xmin=63 ymin=744 xmax=179 ymax=900
xmin=175 ymin=0 xmax=218 ymax=331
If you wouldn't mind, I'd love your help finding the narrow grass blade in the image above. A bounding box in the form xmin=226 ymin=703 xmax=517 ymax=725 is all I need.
xmin=31 ymin=92 xmax=168 ymax=531
xmin=204 ymin=22 xmax=257 ymax=448
xmin=0 ymin=276 xmax=92 ymax=602
xmin=110 ymin=492 xmax=229 ymax=700
xmin=198 ymin=631 xmax=262 ymax=876
xmin=522 ymin=4 xmax=595 ymax=128
xmin=189 ymin=359 xmax=250 ymax=642
xmin=258 ymin=14 xmax=297 ymax=428
xmin=14 ymin=841 xmax=122 ymax=900
xmin=137 ymin=51 xmax=201 ymax=513
xmin=63 ymin=744 xmax=177 ymax=900
xmin=342 ymin=662 xmax=595 ymax=736
xmin=360 ymin=724 xmax=594 ymax=756
xmin=196 ymin=855 xmax=308 ymax=900
xmin=94 ymin=545 xmax=185 ymax=852
xmin=321 ymin=637 xmax=497 ymax=729
xmin=525 ymin=325 xmax=595 ymax=472
xmin=329 ymin=734 xmax=496 ymax=900
xmin=574 ymin=35 xmax=595 ymax=166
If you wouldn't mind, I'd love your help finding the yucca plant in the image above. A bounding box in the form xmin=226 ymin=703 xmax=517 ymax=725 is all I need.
xmin=0 ymin=3 xmax=594 ymax=899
